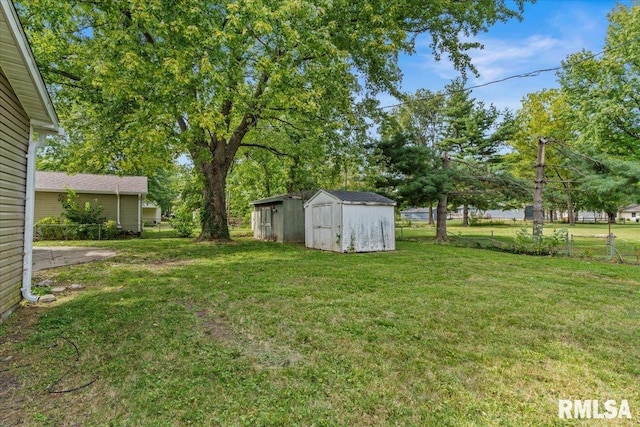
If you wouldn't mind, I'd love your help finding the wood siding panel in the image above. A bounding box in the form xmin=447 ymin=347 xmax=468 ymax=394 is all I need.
xmin=0 ymin=66 xmax=29 ymax=317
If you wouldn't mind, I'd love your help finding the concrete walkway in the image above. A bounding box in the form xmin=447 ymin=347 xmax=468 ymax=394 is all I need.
xmin=33 ymin=247 xmax=117 ymax=271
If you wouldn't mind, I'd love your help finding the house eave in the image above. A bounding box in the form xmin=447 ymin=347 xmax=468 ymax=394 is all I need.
xmin=35 ymin=188 xmax=147 ymax=196
xmin=0 ymin=1 xmax=59 ymax=131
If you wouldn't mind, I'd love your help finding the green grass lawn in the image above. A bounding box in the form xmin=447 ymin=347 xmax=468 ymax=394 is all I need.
xmin=2 ymin=235 xmax=639 ymax=426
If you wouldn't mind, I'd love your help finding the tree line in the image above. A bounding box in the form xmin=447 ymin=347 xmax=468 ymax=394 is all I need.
xmin=19 ymin=0 xmax=639 ymax=240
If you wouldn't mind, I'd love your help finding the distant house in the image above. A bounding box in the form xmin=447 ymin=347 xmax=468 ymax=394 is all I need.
xmin=35 ymin=171 xmax=148 ymax=234
xmin=618 ymin=204 xmax=640 ymax=222
xmin=250 ymin=192 xmax=311 ymax=243
xmin=457 ymin=207 xmax=525 ymax=220
xmin=142 ymin=202 xmax=162 ymax=225
xmin=304 ymin=190 xmax=396 ymax=253
xmin=1 ymin=1 xmax=60 ymax=317
xmin=400 ymin=207 xmax=432 ymax=222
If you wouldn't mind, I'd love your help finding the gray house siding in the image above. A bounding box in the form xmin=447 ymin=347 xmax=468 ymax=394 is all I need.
xmin=0 ymin=67 xmax=29 ymax=317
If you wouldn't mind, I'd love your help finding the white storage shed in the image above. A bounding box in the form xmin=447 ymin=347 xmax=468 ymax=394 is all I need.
xmin=304 ymin=190 xmax=396 ymax=253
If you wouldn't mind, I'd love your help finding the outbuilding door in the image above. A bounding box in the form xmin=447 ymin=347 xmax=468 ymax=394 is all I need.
xmin=312 ymin=203 xmax=333 ymax=250
xmin=260 ymin=206 xmax=273 ymax=240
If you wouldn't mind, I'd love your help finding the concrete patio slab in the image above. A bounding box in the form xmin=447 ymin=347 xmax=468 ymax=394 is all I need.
xmin=33 ymin=247 xmax=117 ymax=271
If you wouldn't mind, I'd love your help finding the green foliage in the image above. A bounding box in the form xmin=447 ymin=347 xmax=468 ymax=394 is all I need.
xmin=558 ymin=4 xmax=640 ymax=161
xmin=170 ymin=205 xmax=196 ymax=238
xmin=58 ymin=189 xmax=104 ymax=225
xmin=373 ymin=132 xmax=451 ymax=208
xmin=547 ymin=4 xmax=640 ymax=218
xmin=18 ymin=0 xmax=531 ymax=239
xmin=35 ymin=216 xmax=64 ymax=240
xmin=103 ymin=220 xmax=119 ymax=240
xmin=54 ymin=189 xmax=105 ymax=240
xmin=513 ymin=227 xmax=568 ymax=255
xmin=374 ymin=82 xmax=522 ymax=240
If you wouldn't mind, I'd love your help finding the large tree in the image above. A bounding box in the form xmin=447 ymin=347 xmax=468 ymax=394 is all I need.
xmin=558 ymin=3 xmax=640 ymax=161
xmin=555 ymin=3 xmax=640 ymax=220
xmin=375 ymin=82 xmax=519 ymax=241
xmin=508 ymin=89 xmax=580 ymax=225
xmin=18 ymin=0 xmax=530 ymax=239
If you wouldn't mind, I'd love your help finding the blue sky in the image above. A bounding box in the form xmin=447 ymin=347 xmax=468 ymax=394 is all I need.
xmin=383 ymin=0 xmax=634 ymax=112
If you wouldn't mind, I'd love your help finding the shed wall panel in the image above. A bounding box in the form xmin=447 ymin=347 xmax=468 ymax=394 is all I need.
xmin=281 ymin=199 xmax=305 ymax=243
xmin=342 ymin=205 xmax=395 ymax=252
xmin=305 ymin=190 xmax=395 ymax=253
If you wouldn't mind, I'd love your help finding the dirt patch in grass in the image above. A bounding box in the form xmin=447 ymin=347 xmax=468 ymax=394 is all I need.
xmin=198 ymin=313 xmax=236 ymax=341
xmin=185 ymin=302 xmax=236 ymax=341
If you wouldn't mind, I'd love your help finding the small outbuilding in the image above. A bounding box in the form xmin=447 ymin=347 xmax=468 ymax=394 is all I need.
xmin=304 ymin=190 xmax=396 ymax=253
xmin=250 ymin=192 xmax=311 ymax=243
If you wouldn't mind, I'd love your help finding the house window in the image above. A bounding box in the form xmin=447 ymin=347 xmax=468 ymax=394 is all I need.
xmin=632 ymin=212 xmax=636 ymax=218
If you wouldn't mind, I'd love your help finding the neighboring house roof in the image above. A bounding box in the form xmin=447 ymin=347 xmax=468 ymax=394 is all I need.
xmin=35 ymin=171 xmax=148 ymax=195
xmin=327 ymin=190 xmax=396 ymax=206
xmin=620 ymin=204 xmax=640 ymax=213
xmin=0 ymin=1 xmax=58 ymax=133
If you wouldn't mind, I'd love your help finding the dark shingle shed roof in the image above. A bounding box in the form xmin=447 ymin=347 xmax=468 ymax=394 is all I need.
xmin=250 ymin=191 xmax=316 ymax=206
xmin=327 ymin=190 xmax=396 ymax=205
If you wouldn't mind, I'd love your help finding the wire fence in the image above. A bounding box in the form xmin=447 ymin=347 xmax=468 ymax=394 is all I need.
xmin=445 ymin=231 xmax=639 ymax=264
xmin=568 ymin=234 xmax=639 ymax=264
xmin=396 ymin=223 xmax=640 ymax=265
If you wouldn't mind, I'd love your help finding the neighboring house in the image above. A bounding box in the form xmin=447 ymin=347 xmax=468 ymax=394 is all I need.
xmin=454 ymin=206 xmax=525 ymax=220
xmin=400 ymin=207 xmax=432 ymax=222
xmin=304 ymin=190 xmax=396 ymax=253
xmin=35 ymin=171 xmax=148 ymax=234
xmin=250 ymin=192 xmax=311 ymax=243
xmin=142 ymin=202 xmax=162 ymax=225
xmin=618 ymin=204 xmax=640 ymax=222
xmin=1 ymin=1 xmax=60 ymax=317
xmin=575 ymin=211 xmax=608 ymax=223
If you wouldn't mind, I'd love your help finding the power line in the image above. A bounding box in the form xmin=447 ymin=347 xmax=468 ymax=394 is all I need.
xmin=380 ymin=45 xmax=617 ymax=110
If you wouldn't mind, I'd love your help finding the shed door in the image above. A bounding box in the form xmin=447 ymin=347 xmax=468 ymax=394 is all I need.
xmin=312 ymin=204 xmax=333 ymax=250
xmin=260 ymin=206 xmax=273 ymax=240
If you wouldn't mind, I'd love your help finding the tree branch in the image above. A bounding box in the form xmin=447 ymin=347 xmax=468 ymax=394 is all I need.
xmin=240 ymin=143 xmax=294 ymax=158
xmin=42 ymin=66 xmax=82 ymax=82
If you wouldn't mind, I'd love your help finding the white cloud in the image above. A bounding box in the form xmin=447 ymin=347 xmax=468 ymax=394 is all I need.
xmin=468 ymin=34 xmax=565 ymax=83
xmin=393 ymin=0 xmax=620 ymax=112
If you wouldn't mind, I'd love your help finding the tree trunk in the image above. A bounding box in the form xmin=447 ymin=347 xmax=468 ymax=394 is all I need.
xmin=553 ymin=167 xmax=575 ymax=227
xmin=462 ymin=204 xmax=469 ymax=227
xmin=435 ymin=152 xmax=450 ymax=243
xmin=199 ymin=159 xmax=231 ymax=240
xmin=428 ymin=205 xmax=435 ymax=226
xmin=532 ymin=138 xmax=546 ymax=239
xmin=436 ymin=194 xmax=448 ymax=242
